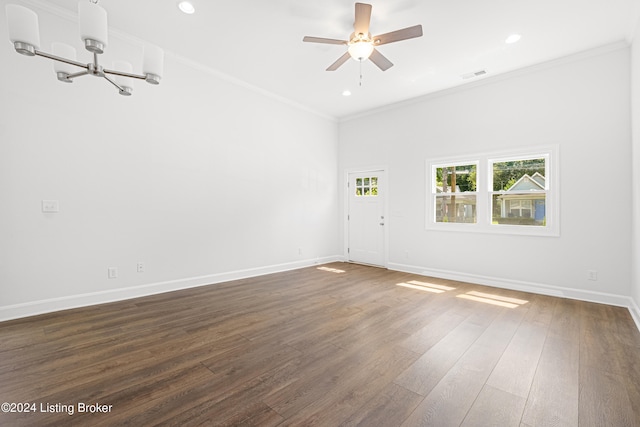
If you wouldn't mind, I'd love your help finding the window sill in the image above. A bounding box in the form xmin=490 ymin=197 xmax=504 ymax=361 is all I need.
xmin=426 ymin=222 xmax=560 ymax=237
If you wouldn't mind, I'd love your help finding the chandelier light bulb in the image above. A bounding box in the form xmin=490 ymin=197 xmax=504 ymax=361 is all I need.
xmin=78 ymin=0 xmax=108 ymax=53
xmin=143 ymin=45 xmax=164 ymax=84
xmin=6 ymin=4 xmax=41 ymax=55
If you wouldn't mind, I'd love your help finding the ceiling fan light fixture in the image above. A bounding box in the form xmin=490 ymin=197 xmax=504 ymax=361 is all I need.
xmin=348 ymin=41 xmax=374 ymax=61
xmin=303 ymin=2 xmax=422 ymax=72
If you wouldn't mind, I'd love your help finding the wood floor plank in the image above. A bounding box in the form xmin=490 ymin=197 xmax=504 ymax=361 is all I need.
xmin=580 ymin=308 xmax=629 ymax=377
xmin=401 ymin=306 xmax=525 ymax=427
xmin=275 ymin=345 xmax=419 ymax=426
xmin=161 ymin=356 xmax=309 ymax=426
xmin=578 ymin=366 xmax=637 ymax=426
xmin=399 ymin=308 xmax=469 ymax=354
xmin=547 ymin=297 xmax=581 ymax=342
xmin=338 ymin=383 xmax=424 ymax=427
xmin=393 ymin=316 xmax=489 ymax=396
xmin=461 ymin=384 xmax=526 ymax=427
xmin=520 ymin=335 xmax=579 ymax=426
xmin=485 ymin=320 xmax=548 ymax=398
xmin=0 ymin=262 xmax=639 ymax=426
xmin=400 ymin=343 xmax=499 ymax=426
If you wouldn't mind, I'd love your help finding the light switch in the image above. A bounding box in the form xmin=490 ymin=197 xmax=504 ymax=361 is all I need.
xmin=42 ymin=200 xmax=59 ymax=213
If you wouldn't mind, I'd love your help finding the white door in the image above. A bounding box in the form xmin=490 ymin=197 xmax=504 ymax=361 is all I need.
xmin=347 ymin=171 xmax=386 ymax=267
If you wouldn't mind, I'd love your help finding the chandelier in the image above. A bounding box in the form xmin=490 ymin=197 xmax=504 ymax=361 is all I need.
xmin=6 ymin=0 xmax=164 ymax=96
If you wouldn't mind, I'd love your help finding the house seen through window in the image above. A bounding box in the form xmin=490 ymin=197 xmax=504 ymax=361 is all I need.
xmin=490 ymin=158 xmax=546 ymax=226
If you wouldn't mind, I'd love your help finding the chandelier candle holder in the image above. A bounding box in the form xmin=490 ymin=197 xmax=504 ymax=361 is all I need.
xmin=6 ymin=0 xmax=163 ymax=96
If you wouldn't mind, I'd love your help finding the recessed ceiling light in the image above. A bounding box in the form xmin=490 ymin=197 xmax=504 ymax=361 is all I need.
xmin=342 ymin=90 xmax=352 ymax=97
xmin=505 ymin=34 xmax=521 ymax=44
xmin=178 ymin=1 xmax=195 ymax=14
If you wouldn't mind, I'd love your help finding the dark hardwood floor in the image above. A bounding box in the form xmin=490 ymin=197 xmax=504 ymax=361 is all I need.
xmin=1 ymin=262 xmax=639 ymax=426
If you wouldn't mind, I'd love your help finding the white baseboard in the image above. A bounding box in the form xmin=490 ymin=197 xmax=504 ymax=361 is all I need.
xmin=388 ymin=262 xmax=640 ymax=331
xmin=0 ymin=256 xmax=342 ymax=322
xmin=629 ymin=298 xmax=640 ymax=332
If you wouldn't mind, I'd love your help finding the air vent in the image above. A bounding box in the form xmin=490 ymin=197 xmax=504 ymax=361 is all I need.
xmin=461 ymin=69 xmax=488 ymax=80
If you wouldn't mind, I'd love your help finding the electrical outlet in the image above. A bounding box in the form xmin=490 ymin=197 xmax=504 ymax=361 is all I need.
xmin=136 ymin=262 xmax=144 ymax=273
xmin=108 ymin=267 xmax=118 ymax=279
xmin=587 ymin=270 xmax=598 ymax=281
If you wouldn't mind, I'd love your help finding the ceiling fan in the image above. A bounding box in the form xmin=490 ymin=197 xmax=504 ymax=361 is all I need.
xmin=303 ymin=2 xmax=423 ymax=72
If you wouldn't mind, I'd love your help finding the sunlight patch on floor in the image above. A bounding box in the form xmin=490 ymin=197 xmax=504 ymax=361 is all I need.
xmin=456 ymin=291 xmax=529 ymax=308
xmin=396 ymin=280 xmax=456 ymax=293
xmin=317 ymin=266 xmax=346 ymax=273
xmin=407 ymin=280 xmax=456 ymax=291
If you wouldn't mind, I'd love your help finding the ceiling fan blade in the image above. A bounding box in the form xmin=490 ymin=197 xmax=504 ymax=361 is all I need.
xmin=369 ymin=48 xmax=394 ymax=71
xmin=354 ymin=3 xmax=372 ymax=35
xmin=373 ymin=25 xmax=423 ymax=46
xmin=326 ymin=52 xmax=351 ymax=71
xmin=303 ymin=36 xmax=348 ymax=45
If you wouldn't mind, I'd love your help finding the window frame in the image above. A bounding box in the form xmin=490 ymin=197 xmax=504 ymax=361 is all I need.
xmin=354 ymin=176 xmax=379 ymax=197
xmin=426 ymin=146 xmax=559 ymax=236
xmin=431 ymin=160 xmax=479 ymax=226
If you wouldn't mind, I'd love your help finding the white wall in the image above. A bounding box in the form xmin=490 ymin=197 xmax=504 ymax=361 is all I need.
xmin=340 ymin=44 xmax=633 ymax=307
xmin=0 ymin=3 xmax=340 ymax=320
xmin=632 ymin=20 xmax=640 ymax=321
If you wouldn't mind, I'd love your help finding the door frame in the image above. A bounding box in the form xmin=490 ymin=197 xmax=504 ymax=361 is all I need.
xmin=343 ymin=167 xmax=389 ymax=267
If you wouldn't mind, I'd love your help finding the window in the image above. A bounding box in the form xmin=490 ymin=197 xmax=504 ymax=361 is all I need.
xmin=427 ymin=147 xmax=558 ymax=236
xmin=433 ymin=163 xmax=477 ymax=223
xmin=355 ymin=176 xmax=378 ymax=196
xmin=490 ymin=156 xmax=547 ymax=226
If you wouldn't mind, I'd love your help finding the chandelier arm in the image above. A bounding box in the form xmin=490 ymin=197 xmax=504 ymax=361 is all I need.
xmin=103 ymin=74 xmax=125 ymax=92
xmin=103 ymin=68 xmax=147 ymax=81
xmin=66 ymin=70 xmax=90 ymax=79
xmin=34 ymin=50 xmax=88 ymax=70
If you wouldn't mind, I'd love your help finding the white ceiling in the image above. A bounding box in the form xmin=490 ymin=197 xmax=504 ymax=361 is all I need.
xmin=26 ymin=0 xmax=640 ymax=119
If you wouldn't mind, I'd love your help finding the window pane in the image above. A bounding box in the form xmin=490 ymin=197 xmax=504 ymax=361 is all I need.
xmin=436 ymin=164 xmax=476 ymax=193
xmin=354 ymin=176 xmax=379 ymax=197
xmin=435 ymin=195 xmax=477 ymax=223
xmin=492 ymin=158 xmax=546 ymax=191
xmin=492 ymin=194 xmax=546 ymax=226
